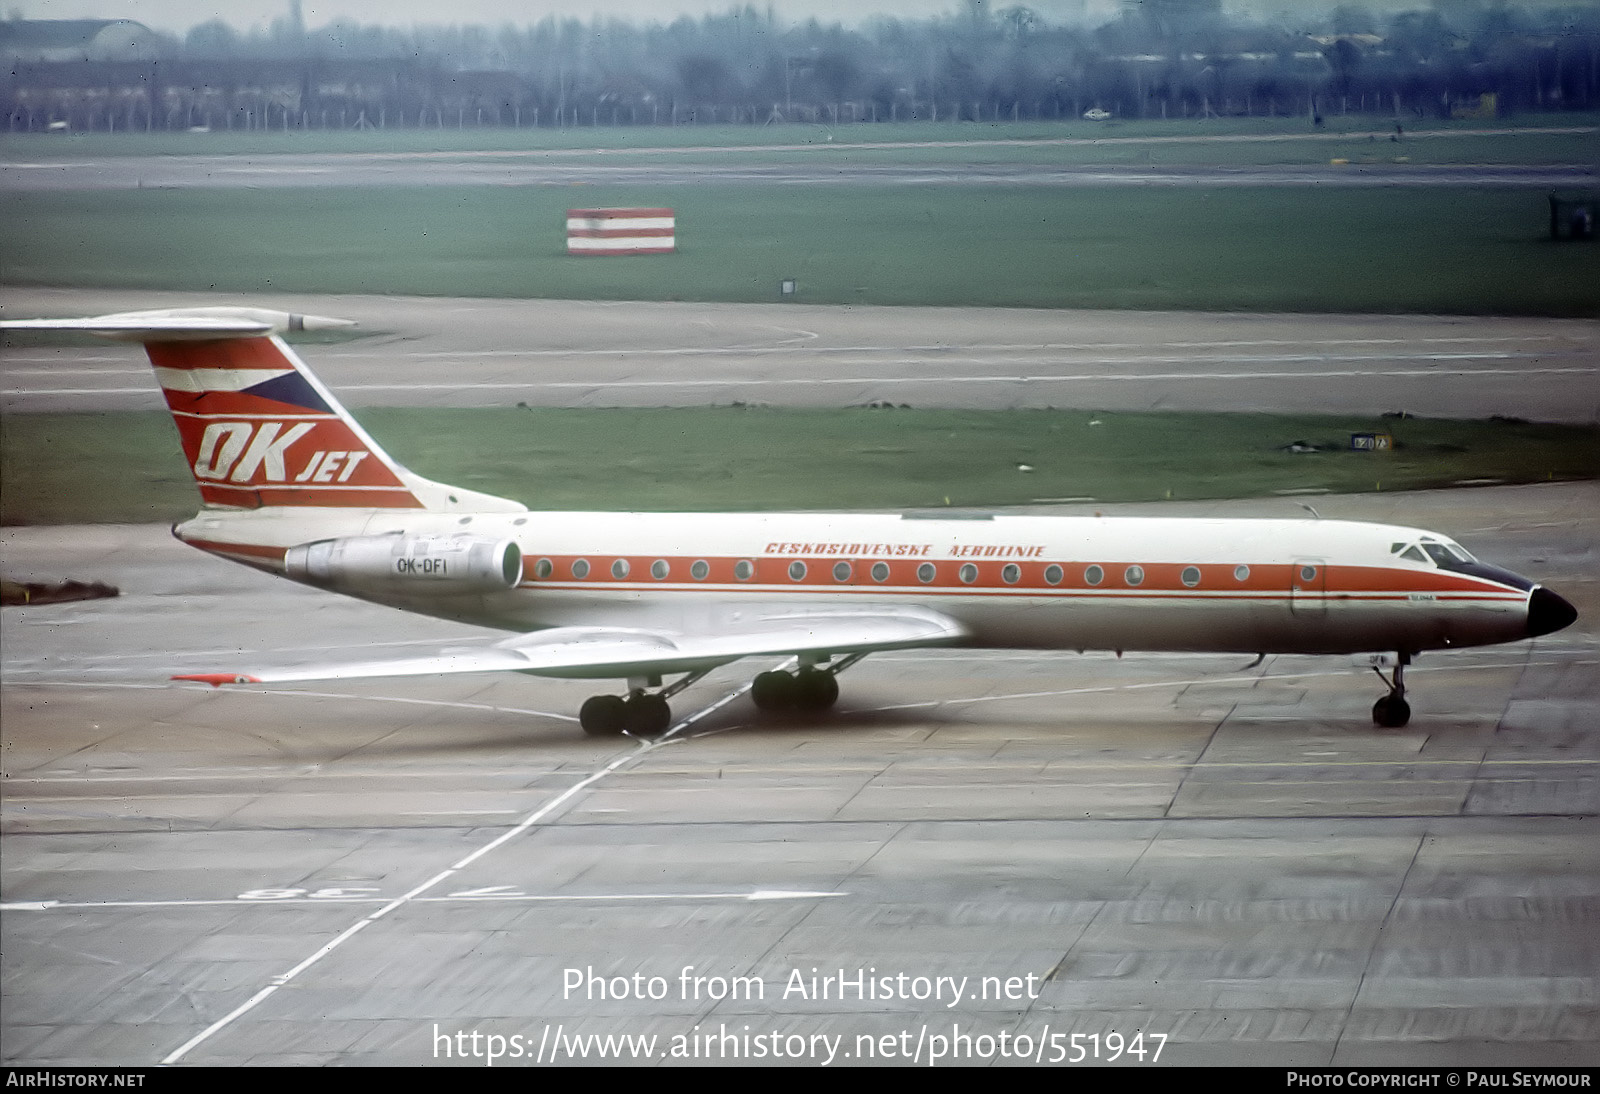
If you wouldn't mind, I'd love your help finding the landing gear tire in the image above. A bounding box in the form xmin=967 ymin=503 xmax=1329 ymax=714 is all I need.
xmin=794 ymin=668 xmax=839 ymax=711
xmin=1372 ymin=695 xmax=1411 ymax=729
xmin=752 ymin=668 xmax=840 ymax=714
xmin=623 ymin=693 xmax=672 ymax=738
xmin=752 ymin=670 xmax=798 ymax=712
xmin=1370 ymin=652 xmax=1413 ymax=728
xmin=579 ymin=694 xmax=627 ymax=736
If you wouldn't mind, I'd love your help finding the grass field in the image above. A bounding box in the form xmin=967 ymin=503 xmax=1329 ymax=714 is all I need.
xmin=4 ymin=184 xmax=1597 ymax=315
xmin=4 ymin=407 xmax=1595 ymax=526
xmin=4 ymin=114 xmax=1595 ymax=314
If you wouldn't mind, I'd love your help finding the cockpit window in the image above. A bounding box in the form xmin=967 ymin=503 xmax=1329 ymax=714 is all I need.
xmin=1397 ymin=538 xmax=1476 ymax=566
xmin=1420 ymin=539 xmax=1475 ymax=565
xmin=1392 ymin=535 xmax=1527 ymax=590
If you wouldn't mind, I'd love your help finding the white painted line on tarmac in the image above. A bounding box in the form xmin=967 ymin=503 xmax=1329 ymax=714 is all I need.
xmin=3 ymin=634 xmax=493 ymax=670
xmin=867 ymin=656 xmax=1593 ymax=713
xmin=1 ymin=334 xmax=1582 ymax=371
xmin=8 ymin=678 xmax=579 ymax=723
xmin=270 ymin=687 xmax=581 ymax=722
xmin=398 ymin=809 xmax=523 ymax=816
xmin=2 ymin=889 xmax=845 ymax=914
xmin=333 ymin=364 xmax=1600 ymax=390
xmin=154 ymin=672 xmax=756 ymax=1065
xmin=305 ymin=335 xmax=1579 ymax=360
xmin=8 ymin=361 xmax=1597 ymax=400
xmin=662 ymin=660 xmax=792 ymax=741
xmin=159 ymin=746 xmax=643 ymax=1063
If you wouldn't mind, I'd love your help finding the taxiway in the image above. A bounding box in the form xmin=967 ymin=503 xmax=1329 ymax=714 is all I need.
xmin=5 ymin=289 xmax=1597 ymax=421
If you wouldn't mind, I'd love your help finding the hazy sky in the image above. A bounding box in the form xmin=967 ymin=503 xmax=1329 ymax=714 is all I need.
xmin=7 ymin=1 xmax=1461 ymax=35
xmin=11 ymin=0 xmax=1120 ymax=34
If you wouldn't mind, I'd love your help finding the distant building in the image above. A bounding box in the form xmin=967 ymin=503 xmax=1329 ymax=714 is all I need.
xmin=0 ymin=19 xmax=163 ymax=63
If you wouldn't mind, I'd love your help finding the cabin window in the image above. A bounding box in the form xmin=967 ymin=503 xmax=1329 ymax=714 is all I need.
xmin=1044 ymin=564 xmax=1063 ymax=585
xmin=1181 ymin=566 xmax=1201 ymax=587
xmin=513 ymin=518 xmax=527 ymax=526
xmin=651 ymin=560 xmax=669 ymax=580
xmin=1125 ymin=565 xmax=1145 ymax=586
xmin=612 ymin=559 xmax=630 ymax=579
xmin=917 ymin=562 xmax=936 ymax=584
xmin=789 ymin=560 xmax=807 ymax=581
xmin=1001 ymin=563 xmax=1021 ymax=585
xmin=571 ymin=559 xmax=590 ymax=579
xmin=833 ymin=561 xmax=852 ymax=582
xmin=959 ymin=563 xmax=978 ymax=584
xmin=1300 ymin=565 xmax=1317 ymax=583
xmin=734 ymin=560 xmax=754 ymax=581
xmin=533 ymin=558 xmax=553 ymax=580
xmin=871 ymin=562 xmax=890 ymax=582
xmin=1234 ymin=564 xmax=1250 ymax=581
xmin=691 ymin=560 xmax=710 ymax=581
xmin=1084 ymin=565 xmax=1104 ymax=586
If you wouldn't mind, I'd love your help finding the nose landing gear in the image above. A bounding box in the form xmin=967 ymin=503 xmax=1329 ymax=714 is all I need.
xmin=1371 ymin=652 xmax=1412 ymax=728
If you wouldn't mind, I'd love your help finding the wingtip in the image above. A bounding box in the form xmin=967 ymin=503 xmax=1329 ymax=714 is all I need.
xmin=173 ymin=673 xmax=261 ymax=687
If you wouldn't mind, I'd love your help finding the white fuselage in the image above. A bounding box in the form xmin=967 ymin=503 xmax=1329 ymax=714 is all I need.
xmin=175 ymin=507 xmax=1538 ymax=658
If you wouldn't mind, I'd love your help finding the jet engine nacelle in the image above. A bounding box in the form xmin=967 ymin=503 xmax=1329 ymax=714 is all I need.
xmin=284 ymin=533 xmax=523 ymax=595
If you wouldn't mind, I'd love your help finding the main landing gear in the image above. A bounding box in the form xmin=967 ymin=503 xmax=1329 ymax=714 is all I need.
xmin=579 ymin=655 xmax=866 ymax=737
xmin=1371 ymin=652 xmax=1412 ymax=728
xmin=578 ymin=692 xmax=669 ymax=738
xmin=752 ymin=667 xmax=837 ymax=712
xmin=578 ymin=668 xmax=713 ymax=739
xmin=751 ymin=654 xmax=864 ymax=715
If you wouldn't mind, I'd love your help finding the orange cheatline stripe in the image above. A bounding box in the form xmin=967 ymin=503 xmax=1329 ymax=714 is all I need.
xmin=517 ymin=579 xmax=1520 ymax=603
xmin=176 ymin=542 xmax=1530 ymax=599
xmin=518 ymin=554 xmax=1521 ymax=596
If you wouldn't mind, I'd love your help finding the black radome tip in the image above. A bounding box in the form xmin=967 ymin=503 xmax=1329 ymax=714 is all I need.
xmin=1527 ymin=586 xmax=1578 ymax=638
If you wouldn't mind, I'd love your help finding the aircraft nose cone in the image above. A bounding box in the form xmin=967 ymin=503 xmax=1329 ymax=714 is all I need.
xmin=1527 ymin=586 xmax=1578 ymax=638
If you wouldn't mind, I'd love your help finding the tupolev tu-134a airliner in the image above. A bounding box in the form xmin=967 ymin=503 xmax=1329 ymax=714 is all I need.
xmin=3 ymin=307 xmax=1576 ymax=736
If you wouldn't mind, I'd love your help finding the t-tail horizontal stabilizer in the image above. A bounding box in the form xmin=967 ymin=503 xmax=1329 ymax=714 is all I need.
xmin=0 ymin=307 xmax=525 ymax=515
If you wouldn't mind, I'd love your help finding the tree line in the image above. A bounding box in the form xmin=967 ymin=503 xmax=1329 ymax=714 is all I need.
xmin=5 ymin=3 xmax=1599 ymax=133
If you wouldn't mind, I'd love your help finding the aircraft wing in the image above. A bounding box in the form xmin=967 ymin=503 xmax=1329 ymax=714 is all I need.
xmin=174 ymin=606 xmax=967 ymax=686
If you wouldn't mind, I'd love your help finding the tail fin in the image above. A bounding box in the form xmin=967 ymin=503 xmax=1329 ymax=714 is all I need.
xmin=3 ymin=307 xmax=524 ymax=514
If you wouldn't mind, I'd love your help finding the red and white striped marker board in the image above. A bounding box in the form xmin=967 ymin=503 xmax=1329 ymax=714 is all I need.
xmin=566 ymin=208 xmax=676 ymax=255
